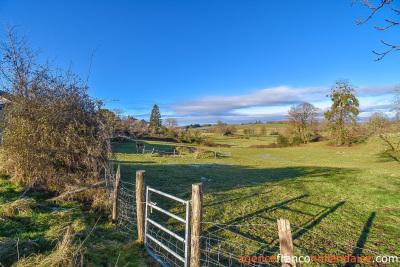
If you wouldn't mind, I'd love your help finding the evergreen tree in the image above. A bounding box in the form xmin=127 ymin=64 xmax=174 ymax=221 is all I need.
xmin=150 ymin=104 xmax=162 ymax=128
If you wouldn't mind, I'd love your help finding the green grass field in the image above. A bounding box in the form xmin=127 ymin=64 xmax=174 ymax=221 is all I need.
xmin=1 ymin=132 xmax=399 ymax=266
xmin=112 ymin=135 xmax=400 ymax=266
xmin=198 ymin=123 xmax=283 ymax=147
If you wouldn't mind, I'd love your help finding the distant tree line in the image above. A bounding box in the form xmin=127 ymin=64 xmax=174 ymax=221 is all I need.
xmin=277 ymin=79 xmax=400 ymax=158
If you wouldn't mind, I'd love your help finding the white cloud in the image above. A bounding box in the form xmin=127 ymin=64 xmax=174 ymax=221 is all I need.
xmin=356 ymin=85 xmax=395 ymax=96
xmin=170 ymin=86 xmax=329 ymax=115
xmin=127 ymin=84 xmax=396 ymax=124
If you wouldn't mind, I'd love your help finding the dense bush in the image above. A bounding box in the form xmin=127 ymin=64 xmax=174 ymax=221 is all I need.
xmin=0 ymin=26 xmax=111 ymax=191
xmin=277 ymin=134 xmax=290 ymax=147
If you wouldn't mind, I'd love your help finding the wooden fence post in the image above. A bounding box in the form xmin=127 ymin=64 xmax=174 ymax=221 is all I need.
xmin=112 ymin=165 xmax=121 ymax=223
xmin=214 ymin=151 xmax=217 ymax=159
xmin=191 ymin=183 xmax=203 ymax=267
xmin=143 ymin=145 xmax=145 ymax=154
xmin=174 ymin=149 xmax=176 ymax=158
xmin=277 ymin=218 xmax=296 ymax=267
xmin=136 ymin=170 xmax=146 ymax=244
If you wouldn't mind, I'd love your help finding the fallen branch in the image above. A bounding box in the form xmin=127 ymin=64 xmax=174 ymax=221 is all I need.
xmin=50 ymin=181 xmax=106 ymax=201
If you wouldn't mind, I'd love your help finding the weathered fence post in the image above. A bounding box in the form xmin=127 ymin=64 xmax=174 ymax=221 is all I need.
xmin=136 ymin=170 xmax=146 ymax=244
xmin=214 ymin=151 xmax=217 ymax=159
xmin=112 ymin=165 xmax=121 ymax=223
xmin=143 ymin=145 xmax=145 ymax=154
xmin=277 ymin=218 xmax=296 ymax=267
xmin=191 ymin=183 xmax=203 ymax=267
xmin=104 ymin=166 xmax=108 ymax=188
xmin=174 ymin=149 xmax=176 ymax=158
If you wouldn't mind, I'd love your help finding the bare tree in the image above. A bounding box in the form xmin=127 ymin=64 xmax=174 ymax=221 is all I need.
xmin=352 ymin=0 xmax=400 ymax=60
xmin=286 ymin=102 xmax=320 ymax=143
xmin=214 ymin=121 xmax=236 ymax=136
xmin=165 ymin=118 xmax=178 ymax=128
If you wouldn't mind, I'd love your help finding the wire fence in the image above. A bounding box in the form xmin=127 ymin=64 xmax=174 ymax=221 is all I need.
xmin=105 ymin=166 xmax=137 ymax=233
xmin=104 ymin=167 xmax=397 ymax=267
xmin=136 ymin=144 xmax=231 ymax=159
xmin=198 ymin=222 xmax=280 ymax=267
xmin=194 ymin=221 xmax=394 ymax=267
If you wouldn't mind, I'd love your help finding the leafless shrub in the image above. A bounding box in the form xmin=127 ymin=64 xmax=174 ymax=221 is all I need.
xmin=0 ymin=25 xmax=111 ymax=192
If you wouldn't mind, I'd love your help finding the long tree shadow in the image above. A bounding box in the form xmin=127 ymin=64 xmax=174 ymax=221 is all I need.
xmin=109 ymin=157 xmax=360 ymax=259
xmin=344 ymin=212 xmax=376 ymax=267
xmin=112 ymin=160 xmax=359 ymax=198
xmin=292 ymin=201 xmax=345 ymax=239
xmin=112 ymin=140 xmax=186 ymax=155
xmin=198 ymin=198 xmax=346 ymax=263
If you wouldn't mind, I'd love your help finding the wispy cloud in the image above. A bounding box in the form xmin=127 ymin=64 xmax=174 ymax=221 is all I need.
xmin=170 ymin=86 xmax=328 ymax=115
xmin=129 ymin=84 xmax=396 ymax=124
xmin=357 ymin=85 xmax=394 ymax=96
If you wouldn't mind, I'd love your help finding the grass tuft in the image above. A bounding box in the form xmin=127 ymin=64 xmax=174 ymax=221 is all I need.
xmin=0 ymin=198 xmax=36 ymax=217
xmin=13 ymin=227 xmax=85 ymax=267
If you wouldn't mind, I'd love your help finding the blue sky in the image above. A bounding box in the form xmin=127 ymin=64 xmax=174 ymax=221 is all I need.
xmin=1 ymin=0 xmax=399 ymax=125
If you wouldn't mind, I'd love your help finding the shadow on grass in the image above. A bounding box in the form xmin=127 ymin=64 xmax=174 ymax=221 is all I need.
xmin=377 ymin=151 xmax=400 ymax=163
xmin=345 ymin=211 xmax=376 ymax=267
xmin=112 ymin=141 xmax=180 ymax=155
xmin=111 ymin=160 xmax=359 ymax=198
xmin=109 ymin=154 xmax=360 ymax=258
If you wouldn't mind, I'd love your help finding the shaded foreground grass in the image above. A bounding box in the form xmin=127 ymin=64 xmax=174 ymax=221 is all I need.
xmin=0 ymin=179 xmax=151 ymax=267
xmin=112 ymin=137 xmax=399 ymax=266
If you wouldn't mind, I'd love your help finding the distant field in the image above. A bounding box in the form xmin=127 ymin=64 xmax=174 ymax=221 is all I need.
xmin=198 ymin=123 xmax=284 ymax=147
xmin=112 ymin=135 xmax=400 ymax=265
xmin=203 ymin=132 xmax=277 ymax=147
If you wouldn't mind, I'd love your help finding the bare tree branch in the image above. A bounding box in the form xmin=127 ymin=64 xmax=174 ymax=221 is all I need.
xmin=352 ymin=0 xmax=392 ymax=25
xmin=85 ymin=45 xmax=100 ymax=88
xmin=373 ymin=40 xmax=400 ymax=60
xmin=352 ymin=0 xmax=399 ymax=60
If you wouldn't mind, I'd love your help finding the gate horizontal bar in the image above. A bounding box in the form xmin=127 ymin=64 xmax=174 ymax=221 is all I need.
xmin=146 ymin=233 xmax=185 ymax=263
xmin=145 ymin=246 xmax=169 ymax=267
xmin=148 ymin=202 xmax=186 ymax=223
xmin=148 ymin=218 xmax=185 ymax=243
xmin=148 ymin=187 xmax=188 ymax=204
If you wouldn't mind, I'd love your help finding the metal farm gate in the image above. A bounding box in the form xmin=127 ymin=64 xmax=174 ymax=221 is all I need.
xmin=145 ymin=186 xmax=191 ymax=267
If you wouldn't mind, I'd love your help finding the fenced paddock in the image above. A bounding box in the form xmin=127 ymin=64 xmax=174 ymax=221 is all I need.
xmin=135 ymin=142 xmax=231 ymax=159
xmin=105 ymin=165 xmax=396 ymax=267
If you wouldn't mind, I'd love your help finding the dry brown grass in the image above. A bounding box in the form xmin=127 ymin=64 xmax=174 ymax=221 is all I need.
xmin=0 ymin=198 xmax=36 ymax=217
xmin=0 ymin=238 xmax=39 ymax=266
xmin=13 ymin=227 xmax=85 ymax=267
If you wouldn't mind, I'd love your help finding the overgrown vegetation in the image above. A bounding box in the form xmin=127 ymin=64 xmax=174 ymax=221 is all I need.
xmin=324 ymin=79 xmax=360 ymax=146
xmin=0 ymin=25 xmax=111 ymax=192
xmin=0 ymin=176 xmax=149 ymax=267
